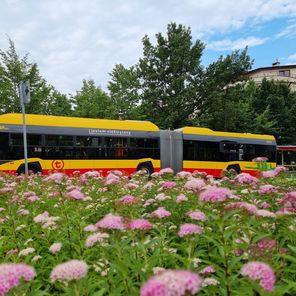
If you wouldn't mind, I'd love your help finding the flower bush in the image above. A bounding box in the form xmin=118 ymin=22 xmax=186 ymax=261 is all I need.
xmin=0 ymin=168 xmax=295 ymax=295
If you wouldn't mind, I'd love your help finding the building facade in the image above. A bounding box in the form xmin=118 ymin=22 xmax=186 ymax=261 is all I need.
xmin=246 ymin=63 xmax=296 ymax=91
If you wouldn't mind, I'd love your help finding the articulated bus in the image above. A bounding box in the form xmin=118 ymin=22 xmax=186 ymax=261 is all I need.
xmin=0 ymin=113 xmax=277 ymax=177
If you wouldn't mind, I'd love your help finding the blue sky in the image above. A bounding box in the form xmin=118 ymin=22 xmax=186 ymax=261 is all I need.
xmin=0 ymin=0 xmax=295 ymax=94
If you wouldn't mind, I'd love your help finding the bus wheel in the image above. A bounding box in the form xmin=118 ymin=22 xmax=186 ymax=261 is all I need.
xmin=226 ymin=164 xmax=241 ymax=175
xmin=137 ymin=163 xmax=154 ymax=177
xmin=17 ymin=163 xmax=42 ymax=175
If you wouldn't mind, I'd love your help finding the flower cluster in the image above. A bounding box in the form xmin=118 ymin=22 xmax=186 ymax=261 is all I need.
xmin=199 ymin=187 xmax=233 ymax=203
xmin=241 ymin=262 xmax=276 ymax=292
xmin=0 ymin=263 xmax=36 ymax=296
xmin=178 ymin=223 xmax=204 ymax=237
xmin=50 ymin=260 xmax=88 ymax=282
xmin=140 ymin=269 xmax=203 ymax=296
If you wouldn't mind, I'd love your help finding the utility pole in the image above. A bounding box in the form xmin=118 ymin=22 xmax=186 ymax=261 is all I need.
xmin=19 ymin=81 xmax=30 ymax=175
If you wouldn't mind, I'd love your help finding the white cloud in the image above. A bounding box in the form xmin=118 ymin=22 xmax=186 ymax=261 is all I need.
xmin=276 ymin=22 xmax=296 ymax=38
xmin=287 ymin=53 xmax=296 ymax=62
xmin=207 ymin=37 xmax=268 ymax=51
xmin=0 ymin=0 xmax=296 ymax=93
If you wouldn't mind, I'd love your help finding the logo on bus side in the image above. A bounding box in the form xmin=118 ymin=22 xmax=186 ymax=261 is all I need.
xmin=52 ymin=160 xmax=65 ymax=170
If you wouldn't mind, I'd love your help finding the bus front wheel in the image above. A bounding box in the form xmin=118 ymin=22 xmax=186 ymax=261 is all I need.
xmin=17 ymin=163 xmax=42 ymax=175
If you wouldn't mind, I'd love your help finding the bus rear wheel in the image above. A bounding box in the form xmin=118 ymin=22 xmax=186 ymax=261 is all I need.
xmin=137 ymin=163 xmax=154 ymax=177
xmin=226 ymin=164 xmax=241 ymax=175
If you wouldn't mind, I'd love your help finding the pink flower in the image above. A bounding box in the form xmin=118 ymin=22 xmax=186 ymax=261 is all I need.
xmin=200 ymin=266 xmax=215 ymax=274
xmin=0 ymin=187 xmax=14 ymax=194
xmin=85 ymin=232 xmax=109 ymax=247
xmin=187 ymin=211 xmax=206 ymax=221
xmin=95 ymin=214 xmax=125 ymax=230
xmin=49 ymin=242 xmax=62 ymax=254
xmin=119 ymin=195 xmax=138 ymax=205
xmin=199 ymin=187 xmax=232 ymax=203
xmin=162 ymin=181 xmax=176 ymax=189
xmin=44 ymin=173 xmax=65 ymax=183
xmin=142 ymin=182 xmax=154 ymax=191
xmin=0 ymin=263 xmax=36 ymax=295
xmin=252 ymin=157 xmax=268 ymax=162
xmin=256 ymin=239 xmax=278 ymax=252
xmin=235 ymin=173 xmax=258 ymax=184
xmin=27 ymin=195 xmax=39 ymax=202
xmin=24 ymin=191 xmax=36 ymax=197
xmin=178 ymin=224 xmax=204 ymax=237
xmin=258 ymin=185 xmax=278 ymax=194
xmin=176 ymin=194 xmax=188 ymax=204
xmin=241 ymin=262 xmax=276 ymax=292
xmin=225 ymin=202 xmax=258 ymax=214
xmin=279 ymin=191 xmax=296 ymax=208
xmin=176 ymin=171 xmax=192 ymax=178
xmin=276 ymin=207 xmax=296 ymax=215
xmin=50 ymin=260 xmax=88 ymax=282
xmin=184 ymin=179 xmax=206 ymax=191
xmin=34 ymin=212 xmax=49 ymax=223
xmin=105 ymin=173 xmax=121 ymax=185
xmin=151 ymin=207 xmax=171 ymax=219
xmin=256 ymin=210 xmax=276 ymax=218
xmin=124 ymin=182 xmax=139 ymax=189
xmin=262 ymin=170 xmax=277 ymax=178
xmin=158 ymin=168 xmax=174 ymax=175
xmin=258 ymin=202 xmax=271 ymax=209
xmin=274 ymin=166 xmax=288 ymax=174
xmin=128 ymin=219 xmax=153 ymax=230
xmin=83 ymin=224 xmax=97 ymax=232
xmin=66 ymin=189 xmax=86 ymax=200
xmin=140 ymin=269 xmax=203 ymax=296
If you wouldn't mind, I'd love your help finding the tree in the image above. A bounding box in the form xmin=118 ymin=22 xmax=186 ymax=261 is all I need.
xmin=108 ymin=64 xmax=142 ymax=120
xmin=136 ymin=23 xmax=205 ymax=129
xmin=250 ymin=78 xmax=296 ymax=144
xmin=0 ymin=38 xmax=63 ymax=115
xmin=198 ymin=84 xmax=255 ymax=132
xmin=72 ymin=79 xmax=113 ymax=118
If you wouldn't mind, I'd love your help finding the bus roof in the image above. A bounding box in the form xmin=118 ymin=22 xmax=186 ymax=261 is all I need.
xmin=0 ymin=113 xmax=159 ymax=132
xmin=179 ymin=126 xmax=275 ymax=141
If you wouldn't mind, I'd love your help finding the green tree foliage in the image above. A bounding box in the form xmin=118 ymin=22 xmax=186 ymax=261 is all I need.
xmin=72 ymin=79 xmax=113 ymax=118
xmin=0 ymin=39 xmax=71 ymax=115
xmin=250 ymin=78 xmax=296 ymax=144
xmin=108 ymin=64 xmax=142 ymax=120
xmin=136 ymin=23 xmax=205 ymax=129
xmin=198 ymin=84 xmax=255 ymax=132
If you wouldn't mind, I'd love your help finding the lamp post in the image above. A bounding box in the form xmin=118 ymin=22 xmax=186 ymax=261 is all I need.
xmin=19 ymin=81 xmax=30 ymax=175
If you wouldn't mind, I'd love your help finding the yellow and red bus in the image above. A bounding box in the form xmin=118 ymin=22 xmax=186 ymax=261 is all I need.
xmin=0 ymin=113 xmax=277 ymax=177
xmin=0 ymin=113 xmax=161 ymax=175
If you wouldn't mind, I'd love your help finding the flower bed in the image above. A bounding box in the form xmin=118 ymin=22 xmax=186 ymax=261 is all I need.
xmin=0 ymin=169 xmax=296 ymax=295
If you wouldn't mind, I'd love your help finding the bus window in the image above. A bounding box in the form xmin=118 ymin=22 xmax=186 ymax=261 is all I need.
xmin=183 ymin=140 xmax=220 ymax=161
xmin=104 ymin=137 xmax=128 ymax=159
xmin=220 ymin=141 xmax=239 ymax=161
xmin=0 ymin=133 xmax=9 ymax=160
xmin=45 ymin=135 xmax=74 ymax=147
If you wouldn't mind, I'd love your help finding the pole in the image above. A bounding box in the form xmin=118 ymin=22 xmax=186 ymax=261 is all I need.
xmin=21 ymin=102 xmax=29 ymax=175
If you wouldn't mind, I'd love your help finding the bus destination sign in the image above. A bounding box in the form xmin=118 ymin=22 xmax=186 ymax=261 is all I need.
xmin=89 ymin=129 xmax=131 ymax=136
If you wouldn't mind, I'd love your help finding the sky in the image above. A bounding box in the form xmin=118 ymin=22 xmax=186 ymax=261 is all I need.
xmin=0 ymin=0 xmax=296 ymax=95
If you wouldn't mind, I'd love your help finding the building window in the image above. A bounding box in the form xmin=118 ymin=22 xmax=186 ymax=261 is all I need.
xmin=279 ymin=70 xmax=290 ymax=77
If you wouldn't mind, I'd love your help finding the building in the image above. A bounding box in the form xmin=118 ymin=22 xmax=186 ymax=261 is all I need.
xmin=246 ymin=62 xmax=296 ymax=91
